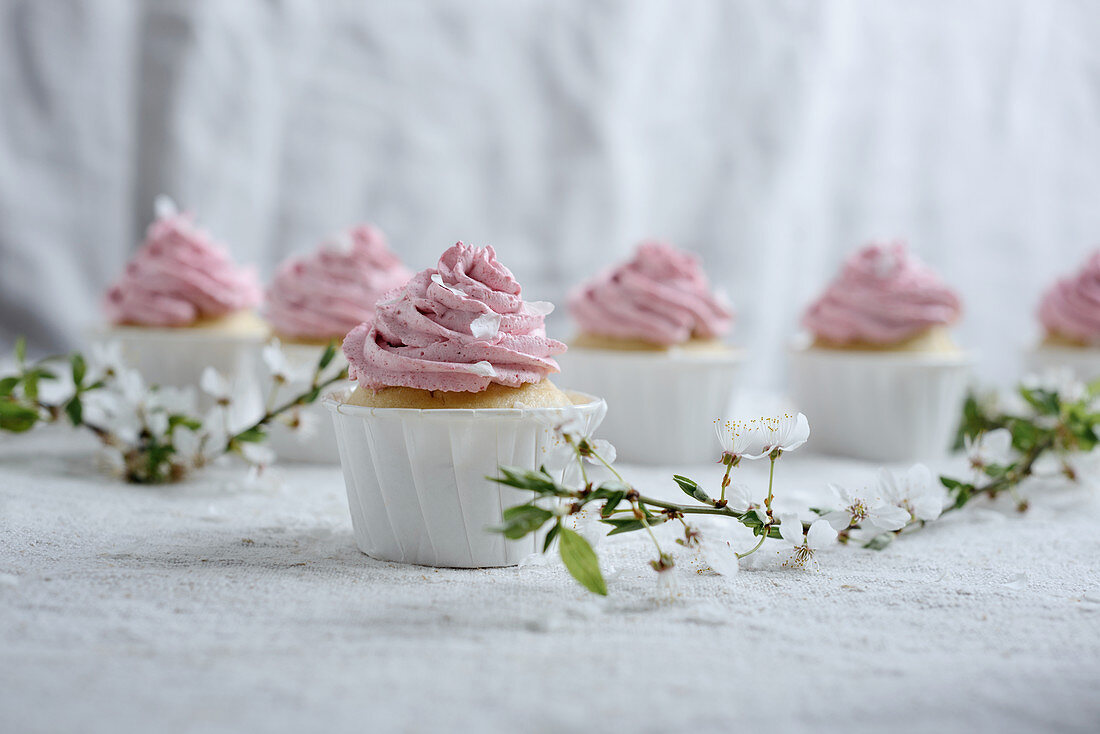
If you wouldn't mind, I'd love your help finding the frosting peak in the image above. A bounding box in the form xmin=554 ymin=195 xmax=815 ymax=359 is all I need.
xmin=1039 ymin=251 xmax=1100 ymax=343
xmin=802 ymin=241 xmax=962 ymax=345
xmin=265 ymin=225 xmax=412 ymax=340
xmin=104 ymin=197 xmax=261 ymax=326
xmin=343 ymin=242 xmax=566 ymax=392
xmin=568 ymin=241 xmax=733 ymax=346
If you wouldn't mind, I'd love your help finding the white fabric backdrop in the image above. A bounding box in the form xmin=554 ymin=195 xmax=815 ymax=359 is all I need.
xmin=3 ymin=0 xmax=1100 ymax=387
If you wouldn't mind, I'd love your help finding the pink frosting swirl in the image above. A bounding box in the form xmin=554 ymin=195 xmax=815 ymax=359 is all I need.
xmin=1039 ymin=251 xmax=1100 ymax=343
xmin=567 ymin=241 xmax=733 ymax=345
xmin=104 ymin=199 xmax=261 ymax=326
xmin=265 ymin=225 xmax=412 ymax=339
xmin=343 ymin=242 xmax=566 ymax=392
xmin=802 ymin=241 xmax=962 ymax=344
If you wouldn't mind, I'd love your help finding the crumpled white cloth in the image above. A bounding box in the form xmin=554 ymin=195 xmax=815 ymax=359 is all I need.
xmin=2 ymin=427 xmax=1099 ymax=733
xmin=3 ymin=1 xmax=1100 ymax=391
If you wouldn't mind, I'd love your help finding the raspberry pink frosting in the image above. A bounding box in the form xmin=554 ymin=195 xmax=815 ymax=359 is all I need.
xmin=265 ymin=225 xmax=412 ymax=340
xmin=1039 ymin=251 xmax=1100 ymax=343
xmin=567 ymin=241 xmax=733 ymax=346
xmin=104 ymin=198 xmax=261 ymax=326
xmin=802 ymin=241 xmax=962 ymax=345
xmin=343 ymin=242 xmax=566 ymax=392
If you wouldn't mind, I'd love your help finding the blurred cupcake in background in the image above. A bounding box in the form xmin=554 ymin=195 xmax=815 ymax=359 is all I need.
xmin=558 ymin=240 xmax=741 ymax=464
xmin=326 ymin=242 xmax=604 ymax=567
xmin=97 ymin=196 xmax=265 ymax=406
xmin=262 ymin=224 xmax=412 ymax=462
xmin=1029 ymin=251 xmax=1100 ymax=379
xmin=790 ymin=240 xmax=972 ymax=461
xmin=265 ymin=225 xmax=411 ymax=345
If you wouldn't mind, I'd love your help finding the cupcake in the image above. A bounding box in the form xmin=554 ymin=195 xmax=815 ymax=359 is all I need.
xmin=325 ymin=242 xmax=605 ymax=568
xmin=557 ymin=240 xmax=741 ymax=465
xmin=263 ymin=225 xmax=411 ymax=462
xmin=790 ymin=241 xmax=972 ymax=461
xmin=97 ymin=196 xmax=265 ymax=407
xmin=1028 ymin=251 xmax=1100 ymax=379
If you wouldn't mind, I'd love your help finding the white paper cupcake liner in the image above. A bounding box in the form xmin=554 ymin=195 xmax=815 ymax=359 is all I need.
xmin=1024 ymin=346 xmax=1100 ymax=382
xmin=789 ymin=346 xmax=973 ymax=462
xmin=89 ymin=324 xmax=266 ymax=417
xmin=555 ymin=347 xmax=743 ymax=465
xmin=324 ymin=389 xmax=606 ymax=568
xmin=265 ymin=342 xmax=349 ymax=464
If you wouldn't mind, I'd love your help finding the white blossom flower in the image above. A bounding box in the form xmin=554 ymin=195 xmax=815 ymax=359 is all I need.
xmin=724 ymin=482 xmax=754 ymax=514
xmin=541 ymin=402 xmax=615 ymax=482
xmin=964 ymin=428 xmax=1014 ymax=472
xmin=172 ymin=408 xmax=228 ymax=469
xmin=275 ymin=406 xmax=320 ymax=442
xmin=148 ymin=385 xmax=196 ymax=416
xmin=713 ymin=417 xmax=769 ymax=461
xmin=114 ymin=367 xmax=147 ymax=405
xmin=145 ymin=410 xmax=169 ymax=438
xmin=876 ymin=464 xmax=946 ymax=522
xmin=88 ymin=341 xmax=126 ymax=380
xmin=821 ymin=483 xmax=910 ymax=533
xmin=82 ymin=373 xmax=144 ymax=444
xmin=654 ymin=564 xmax=679 ymax=602
xmin=1022 ymin=367 xmax=1086 ymax=403
xmin=95 ymin=447 xmax=126 ymax=478
xmin=695 ymin=533 xmax=741 ymax=577
xmin=262 ymin=340 xmax=313 ymax=385
xmin=200 ymin=367 xmax=233 ymax=405
xmin=565 ymin=508 xmax=605 ymax=550
xmin=714 ymin=412 xmax=810 ymax=462
xmin=757 ymin=412 xmax=810 ymax=455
xmin=239 ymin=441 xmax=276 ymax=468
xmin=778 ymin=513 xmax=836 ymax=567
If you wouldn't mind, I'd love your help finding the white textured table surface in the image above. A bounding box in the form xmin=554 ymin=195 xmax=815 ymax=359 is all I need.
xmin=2 ymin=428 xmax=1100 ymax=734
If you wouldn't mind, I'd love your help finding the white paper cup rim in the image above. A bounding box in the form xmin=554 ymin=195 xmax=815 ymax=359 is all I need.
xmin=87 ymin=323 xmax=268 ymax=345
xmin=564 ymin=345 xmax=744 ymax=366
xmin=789 ymin=336 xmax=975 ymax=366
xmin=1026 ymin=343 xmax=1100 ymax=356
xmin=323 ymin=387 xmax=604 ymax=419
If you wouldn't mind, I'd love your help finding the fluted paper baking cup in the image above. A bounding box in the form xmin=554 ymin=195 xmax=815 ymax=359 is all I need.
xmin=89 ymin=324 xmax=266 ymax=415
xmin=789 ymin=346 xmax=973 ymax=462
xmin=324 ymin=389 xmax=605 ymax=568
xmin=266 ymin=342 xmax=349 ymax=464
xmin=555 ymin=347 xmax=743 ymax=465
xmin=1025 ymin=345 xmax=1100 ymax=382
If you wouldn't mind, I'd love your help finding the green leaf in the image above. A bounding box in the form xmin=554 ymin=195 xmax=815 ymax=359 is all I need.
xmin=0 ymin=376 xmax=19 ymax=397
xmin=600 ymin=515 xmax=666 ymax=535
xmin=588 ymin=479 xmax=630 ymax=500
xmin=64 ymin=395 xmax=83 ymax=426
xmin=488 ymin=465 xmax=562 ymax=495
xmin=672 ymin=474 xmax=712 ymax=503
xmin=235 ymin=426 xmax=266 ymax=443
xmin=0 ymin=399 xmax=39 ymax=432
xmin=558 ymin=527 xmax=607 ymax=596
xmin=602 ymin=519 xmax=645 ymax=535
xmin=318 ymin=342 xmax=337 ymax=371
xmin=494 ymin=504 xmax=554 ymax=540
xmin=940 ymin=476 xmax=963 ymax=489
xmin=23 ymin=373 xmax=39 ymax=402
xmin=542 ymin=522 xmax=560 ymax=553
xmin=864 ymin=534 xmax=893 ymax=551
xmin=168 ymin=415 xmax=202 ymax=432
xmin=599 ymin=491 xmax=625 ymax=518
xmin=14 ymin=336 xmax=26 ymax=365
xmin=70 ymin=354 xmax=87 ymax=388
xmin=952 ymin=484 xmax=972 ymax=510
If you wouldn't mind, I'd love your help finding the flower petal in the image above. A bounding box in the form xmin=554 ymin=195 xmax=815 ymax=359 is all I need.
xmin=806 ymin=519 xmax=837 ymax=549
